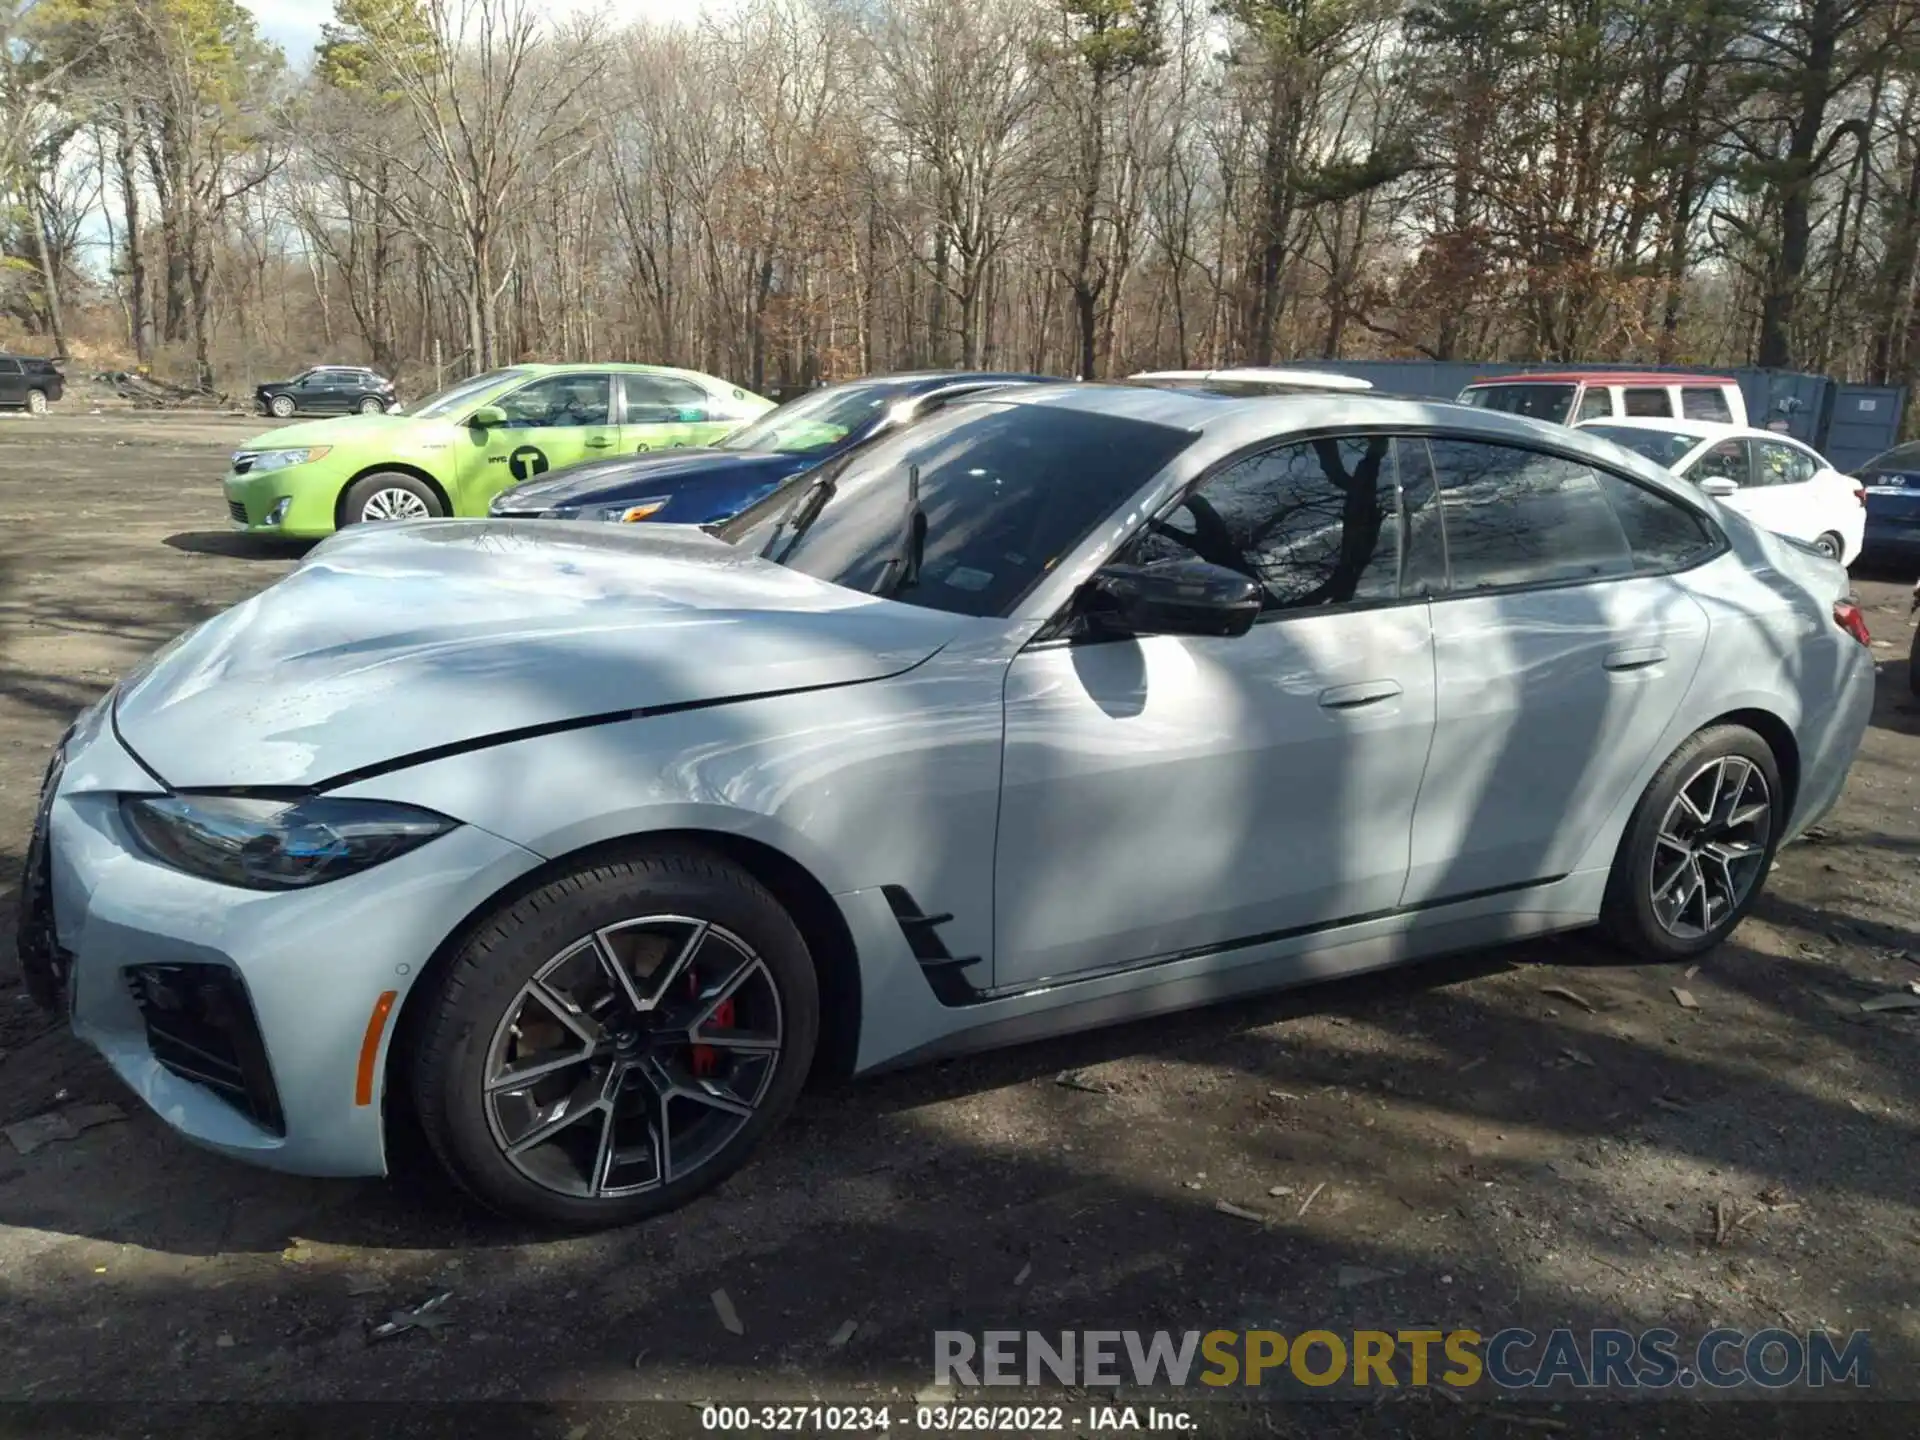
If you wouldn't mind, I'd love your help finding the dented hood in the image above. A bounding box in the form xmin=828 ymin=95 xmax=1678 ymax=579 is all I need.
xmin=113 ymin=521 xmax=963 ymax=789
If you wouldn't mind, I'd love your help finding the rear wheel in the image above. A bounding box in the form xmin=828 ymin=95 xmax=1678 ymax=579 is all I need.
xmin=269 ymin=393 xmax=296 ymax=418
xmin=25 ymin=388 xmax=46 ymax=415
xmin=341 ymin=471 xmax=442 ymax=525
xmin=408 ymin=846 xmax=819 ymax=1227
xmin=1600 ymin=724 xmax=1782 ymax=961
xmin=1812 ymin=531 xmax=1844 ymax=562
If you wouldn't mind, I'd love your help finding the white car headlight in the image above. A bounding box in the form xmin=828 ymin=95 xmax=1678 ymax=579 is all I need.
xmin=122 ymin=794 xmax=456 ymax=890
xmin=240 ymin=447 xmax=331 ymax=474
xmin=587 ymin=497 xmax=670 ymax=523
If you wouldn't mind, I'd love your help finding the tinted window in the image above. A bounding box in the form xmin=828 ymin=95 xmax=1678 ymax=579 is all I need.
xmin=1623 ymin=387 xmax=1673 ymax=417
xmin=1594 ymin=473 xmax=1717 ymax=570
xmin=1135 ymin=437 xmax=1399 ymax=610
xmin=623 ymin=373 xmax=711 ymax=424
xmin=1862 ymin=441 xmax=1920 ymax=475
xmin=1460 ymin=384 xmax=1575 ymax=424
xmin=1426 ymin=439 xmax=1633 ymax=590
xmin=497 ymin=373 xmax=612 ymax=428
xmin=1582 ymin=424 xmax=1699 ymax=468
xmin=722 ymin=402 xmax=1194 ymax=619
xmin=1681 ymin=387 xmax=1733 ymax=422
xmin=1576 ymin=387 xmax=1612 ymax=421
xmin=0 ymin=359 xmax=20 ymax=375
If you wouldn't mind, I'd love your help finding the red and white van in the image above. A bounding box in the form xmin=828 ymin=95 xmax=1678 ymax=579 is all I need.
xmin=1457 ymin=371 xmax=1748 ymax=429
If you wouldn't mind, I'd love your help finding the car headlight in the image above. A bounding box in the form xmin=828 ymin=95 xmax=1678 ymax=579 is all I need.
xmin=241 ymin=447 xmax=331 ymax=474
xmin=587 ymin=497 xmax=670 ymax=523
xmin=121 ymin=794 xmax=456 ymax=891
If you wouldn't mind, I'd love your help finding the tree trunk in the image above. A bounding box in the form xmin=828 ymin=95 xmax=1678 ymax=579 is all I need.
xmin=25 ymin=186 xmax=68 ymax=359
xmin=1756 ymin=1 xmax=1841 ymax=370
xmin=116 ymin=127 xmax=152 ymax=365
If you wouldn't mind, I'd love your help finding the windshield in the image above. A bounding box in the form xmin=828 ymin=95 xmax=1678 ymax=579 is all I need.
xmin=1862 ymin=441 xmax=1920 ymax=475
xmin=717 ymin=400 xmax=1197 ymax=618
xmin=1460 ymin=383 xmax=1577 ymax=424
xmin=1582 ymin=424 xmax=1703 ymax=469
xmin=409 ymin=368 xmax=530 ymax=419
xmin=718 ymin=381 xmax=908 ymax=454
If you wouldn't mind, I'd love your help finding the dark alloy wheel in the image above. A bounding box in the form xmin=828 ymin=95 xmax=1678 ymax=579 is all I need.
xmin=1601 ymin=725 xmax=1782 ymax=961
xmin=409 ymin=847 xmax=818 ymax=1227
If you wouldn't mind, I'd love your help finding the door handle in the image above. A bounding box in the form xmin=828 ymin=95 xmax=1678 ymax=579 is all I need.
xmin=1604 ymin=646 xmax=1668 ymax=672
xmin=1319 ymin=680 xmax=1402 ymax=710
xmin=585 ymin=436 xmax=614 ymax=449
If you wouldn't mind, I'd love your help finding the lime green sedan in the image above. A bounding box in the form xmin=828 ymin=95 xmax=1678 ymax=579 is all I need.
xmin=224 ymin=363 xmax=774 ymax=537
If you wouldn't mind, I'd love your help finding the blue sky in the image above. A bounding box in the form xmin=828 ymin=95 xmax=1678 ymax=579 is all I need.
xmin=240 ymin=0 xmax=716 ymax=66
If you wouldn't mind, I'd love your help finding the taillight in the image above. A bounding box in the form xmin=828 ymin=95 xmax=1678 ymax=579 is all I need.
xmin=1833 ymin=600 xmax=1871 ymax=646
xmin=1854 ymin=482 xmax=1866 ymax=507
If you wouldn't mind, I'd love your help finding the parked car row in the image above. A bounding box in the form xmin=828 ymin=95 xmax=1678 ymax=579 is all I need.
xmin=27 ymin=362 xmax=1878 ymax=1228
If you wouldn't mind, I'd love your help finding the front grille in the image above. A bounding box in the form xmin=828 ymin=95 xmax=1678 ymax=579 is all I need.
xmin=126 ymin=964 xmax=286 ymax=1135
xmin=227 ymin=499 xmax=249 ymax=524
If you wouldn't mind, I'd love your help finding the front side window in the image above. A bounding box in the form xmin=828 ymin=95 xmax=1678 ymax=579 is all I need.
xmin=497 ymin=373 xmax=612 ymax=429
xmin=623 ymin=373 xmax=711 ymax=424
xmin=1681 ymin=386 xmax=1734 ymax=422
xmin=1576 ymin=387 xmax=1613 ymax=422
xmin=1692 ymin=440 xmax=1750 ymax=487
xmin=0 ymin=359 xmax=21 ymax=375
xmin=720 ymin=401 xmax=1194 ymax=618
xmin=1133 ymin=437 xmax=1400 ymax=610
xmin=1423 ymin=438 xmax=1635 ymax=590
xmin=1623 ymin=387 xmax=1674 ymax=417
xmin=1459 ymin=384 xmax=1576 ymax=424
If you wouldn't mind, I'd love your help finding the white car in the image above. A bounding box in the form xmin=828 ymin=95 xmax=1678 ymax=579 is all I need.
xmin=1578 ymin=417 xmax=1864 ymax=565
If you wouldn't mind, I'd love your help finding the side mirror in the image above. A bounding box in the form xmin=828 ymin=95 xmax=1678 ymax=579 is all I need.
xmin=1699 ymin=476 xmax=1738 ymax=498
xmin=469 ymin=405 xmax=508 ymax=429
xmin=1082 ymin=558 xmax=1262 ymax=639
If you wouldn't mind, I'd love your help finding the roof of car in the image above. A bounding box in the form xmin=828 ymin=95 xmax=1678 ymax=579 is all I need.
xmin=1464 ymin=370 xmax=1738 ymax=387
xmin=1132 ymin=366 xmax=1374 ymax=392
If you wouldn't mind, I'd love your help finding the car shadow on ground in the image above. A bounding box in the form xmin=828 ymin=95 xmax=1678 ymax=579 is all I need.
xmin=163 ymin=532 xmax=315 ymax=561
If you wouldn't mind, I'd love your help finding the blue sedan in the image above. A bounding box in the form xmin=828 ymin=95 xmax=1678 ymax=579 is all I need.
xmin=1859 ymin=441 xmax=1920 ymax=557
xmin=488 ymin=370 xmax=1052 ymax=525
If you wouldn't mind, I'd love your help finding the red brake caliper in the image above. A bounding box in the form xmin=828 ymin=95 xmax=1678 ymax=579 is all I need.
xmin=689 ymin=969 xmax=733 ymax=1077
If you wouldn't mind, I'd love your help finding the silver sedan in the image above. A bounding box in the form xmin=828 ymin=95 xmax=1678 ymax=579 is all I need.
xmin=20 ymin=384 xmax=1874 ymax=1226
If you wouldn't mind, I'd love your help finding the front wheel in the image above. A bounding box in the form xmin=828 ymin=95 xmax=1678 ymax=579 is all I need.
xmin=358 ymin=395 xmax=387 ymax=415
xmin=1600 ymin=725 xmax=1782 ymax=961
xmin=341 ymin=471 xmax=443 ymax=526
xmin=25 ymin=388 xmax=46 ymax=415
xmin=408 ymin=846 xmax=819 ymax=1227
xmin=269 ymin=394 xmax=296 ymax=418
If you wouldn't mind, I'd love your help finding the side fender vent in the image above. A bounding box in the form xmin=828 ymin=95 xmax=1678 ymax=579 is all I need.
xmin=881 ymin=884 xmax=984 ymax=1005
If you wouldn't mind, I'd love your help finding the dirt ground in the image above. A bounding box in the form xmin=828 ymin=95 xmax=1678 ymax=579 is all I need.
xmin=0 ymin=411 xmax=1914 ymax=1434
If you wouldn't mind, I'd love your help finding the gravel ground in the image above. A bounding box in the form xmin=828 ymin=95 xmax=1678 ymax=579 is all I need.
xmin=0 ymin=411 xmax=1913 ymax=1434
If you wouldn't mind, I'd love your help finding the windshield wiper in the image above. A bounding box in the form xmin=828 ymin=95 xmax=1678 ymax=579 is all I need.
xmin=761 ymin=468 xmax=839 ymax=560
xmin=873 ymin=463 xmax=926 ymax=598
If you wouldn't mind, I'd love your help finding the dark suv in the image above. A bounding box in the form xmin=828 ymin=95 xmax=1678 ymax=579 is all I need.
xmin=255 ymin=366 xmax=396 ymax=419
xmin=0 ymin=354 xmax=64 ymax=413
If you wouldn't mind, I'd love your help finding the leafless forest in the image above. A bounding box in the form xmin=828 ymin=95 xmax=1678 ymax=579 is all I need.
xmin=3 ymin=0 xmax=1919 ymax=400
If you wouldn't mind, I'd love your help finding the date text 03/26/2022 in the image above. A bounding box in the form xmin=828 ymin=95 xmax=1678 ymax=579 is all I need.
xmin=698 ymin=1405 xmax=1190 ymax=1432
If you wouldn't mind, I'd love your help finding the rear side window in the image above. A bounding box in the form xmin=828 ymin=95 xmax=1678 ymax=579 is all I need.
xmin=1424 ymin=438 xmax=1635 ymax=590
xmin=1681 ymin=387 xmax=1733 ymax=422
xmin=623 ymin=373 xmax=711 ymax=423
xmin=1623 ymin=387 xmax=1674 ymax=417
xmin=1754 ymin=439 xmax=1818 ymax=486
xmin=1136 ymin=437 xmax=1400 ymax=611
xmin=1593 ymin=473 xmax=1718 ymax=571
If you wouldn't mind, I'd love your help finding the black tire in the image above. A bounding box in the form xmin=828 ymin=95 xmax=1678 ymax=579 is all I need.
xmin=1907 ymin=618 xmax=1920 ymax=699
xmin=408 ymin=845 xmax=820 ymax=1227
xmin=340 ymin=471 xmax=443 ymax=525
xmin=1599 ymin=724 xmax=1783 ymax=962
xmin=1812 ymin=531 xmax=1845 ymax=562
xmin=358 ymin=395 xmax=386 ymax=415
xmin=269 ymin=394 xmax=296 ymax=418
xmin=25 ymin=388 xmax=47 ymax=415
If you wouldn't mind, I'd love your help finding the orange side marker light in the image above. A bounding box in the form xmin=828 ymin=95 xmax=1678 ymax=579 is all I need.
xmin=355 ymin=990 xmax=399 ymax=1107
